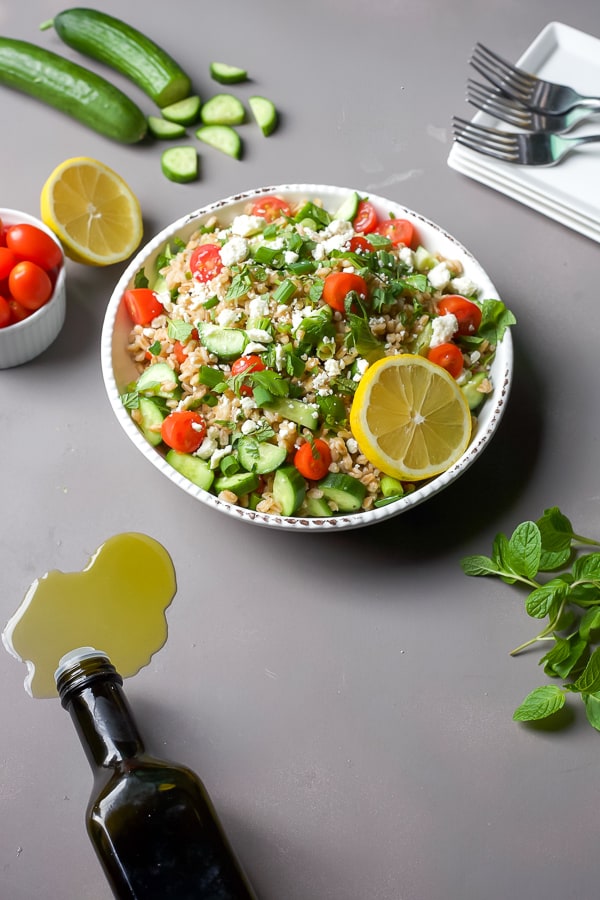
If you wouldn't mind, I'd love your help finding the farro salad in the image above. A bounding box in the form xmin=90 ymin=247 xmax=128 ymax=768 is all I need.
xmin=120 ymin=191 xmax=514 ymax=518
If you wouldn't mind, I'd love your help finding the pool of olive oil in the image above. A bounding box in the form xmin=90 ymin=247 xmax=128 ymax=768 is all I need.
xmin=2 ymin=533 xmax=176 ymax=698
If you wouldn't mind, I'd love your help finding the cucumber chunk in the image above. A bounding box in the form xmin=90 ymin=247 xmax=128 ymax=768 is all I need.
xmin=201 ymin=93 xmax=245 ymax=126
xmin=197 ymin=323 xmax=247 ymax=360
xmin=273 ymin=466 xmax=306 ymax=516
xmin=210 ymin=61 xmax=248 ymax=84
xmin=195 ymin=124 xmax=242 ymax=159
xmin=214 ymin=471 xmax=260 ymax=496
xmin=147 ymin=115 xmax=186 ymax=139
xmin=160 ymin=146 xmax=198 ymax=183
xmin=319 ymin=473 xmax=367 ymax=512
xmin=334 ymin=191 xmax=359 ymax=222
xmin=248 ymin=95 xmax=278 ymax=136
xmin=304 ymin=495 xmax=334 ymax=518
xmin=237 ymin=437 xmax=287 ymax=475
xmin=138 ymin=397 xmax=165 ymax=446
xmin=136 ymin=362 xmax=181 ymax=399
xmin=263 ymin=397 xmax=319 ymax=431
xmin=166 ymin=450 xmax=215 ymax=491
xmin=160 ymin=95 xmax=201 ymax=125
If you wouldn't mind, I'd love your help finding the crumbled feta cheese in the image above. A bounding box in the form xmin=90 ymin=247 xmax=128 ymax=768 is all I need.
xmin=245 ymin=328 xmax=272 ymax=343
xmin=230 ymin=215 xmax=264 ymax=237
xmin=469 ymin=350 xmax=481 ymax=364
xmin=430 ymin=313 xmax=458 ymax=348
xmin=312 ymin=371 xmax=329 ymax=390
xmin=450 ymin=276 xmax=478 ymax=297
xmin=322 ymin=233 xmax=350 ymax=254
xmin=356 ymin=357 xmax=369 ymax=374
xmin=244 ymin=342 xmax=268 ymax=354
xmin=264 ymin=237 xmax=284 ymax=250
xmin=241 ymin=419 xmax=259 ymax=435
xmin=240 ymin=396 xmax=257 ymax=413
xmin=399 ymin=247 xmax=414 ymax=267
xmin=219 ymin=236 xmax=248 ymax=267
xmin=428 ymin=262 xmax=452 ymax=290
xmin=324 ymin=358 xmax=343 ymax=377
xmin=210 ymin=446 xmax=232 ymax=469
xmin=346 ymin=438 xmax=359 ymax=454
xmin=217 ymin=308 xmax=237 ymax=327
xmin=248 ymin=297 xmax=269 ymax=318
xmin=195 ymin=436 xmax=218 ymax=460
xmin=312 ymin=243 xmax=326 ymax=261
xmin=284 ymin=250 xmax=299 ymax=265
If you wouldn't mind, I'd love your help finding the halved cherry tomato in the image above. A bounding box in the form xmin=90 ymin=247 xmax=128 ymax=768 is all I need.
xmin=427 ymin=342 xmax=464 ymax=378
xmin=123 ymin=288 xmax=164 ymax=326
xmin=348 ymin=235 xmax=374 ymax=254
xmin=352 ymin=201 xmax=379 ymax=234
xmin=190 ymin=244 xmax=224 ymax=283
xmin=374 ymin=218 xmax=415 ymax=248
xmin=0 ymin=296 xmax=11 ymax=328
xmin=323 ymin=272 xmax=368 ymax=314
xmin=437 ymin=295 xmax=482 ymax=336
xmin=8 ymin=261 xmax=53 ymax=311
xmin=8 ymin=298 xmax=31 ymax=324
xmin=172 ymin=328 xmax=199 ymax=365
xmin=250 ymin=196 xmax=292 ymax=222
xmin=161 ymin=410 xmax=206 ymax=454
xmin=231 ymin=354 xmax=266 ymax=396
xmin=6 ymin=224 xmax=63 ymax=271
xmin=0 ymin=247 xmax=17 ymax=280
xmin=294 ymin=439 xmax=332 ymax=481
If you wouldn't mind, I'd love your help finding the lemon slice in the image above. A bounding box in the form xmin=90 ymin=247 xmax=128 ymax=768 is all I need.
xmin=350 ymin=354 xmax=472 ymax=481
xmin=40 ymin=157 xmax=143 ymax=266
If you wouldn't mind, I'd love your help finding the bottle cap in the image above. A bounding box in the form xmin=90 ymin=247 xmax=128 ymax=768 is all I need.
xmin=54 ymin=647 xmax=110 ymax=684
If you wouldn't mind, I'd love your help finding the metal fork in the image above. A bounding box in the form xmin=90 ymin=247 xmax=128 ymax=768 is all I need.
xmin=466 ymin=79 xmax=598 ymax=134
xmin=470 ymin=42 xmax=600 ymax=115
xmin=452 ymin=116 xmax=600 ymax=166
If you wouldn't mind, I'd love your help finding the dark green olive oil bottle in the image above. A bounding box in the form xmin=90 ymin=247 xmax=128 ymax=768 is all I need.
xmin=55 ymin=648 xmax=257 ymax=900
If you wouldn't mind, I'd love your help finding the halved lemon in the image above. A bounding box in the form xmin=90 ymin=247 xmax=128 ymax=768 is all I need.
xmin=40 ymin=157 xmax=143 ymax=266
xmin=349 ymin=354 xmax=472 ymax=481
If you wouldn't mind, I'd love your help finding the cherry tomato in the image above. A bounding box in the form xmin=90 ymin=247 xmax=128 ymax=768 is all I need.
xmin=8 ymin=298 xmax=31 ymax=324
xmin=294 ymin=439 xmax=332 ymax=481
xmin=348 ymin=235 xmax=374 ymax=254
xmin=190 ymin=244 xmax=224 ymax=283
xmin=231 ymin=354 xmax=266 ymax=396
xmin=427 ymin=342 xmax=464 ymax=378
xmin=437 ymin=295 xmax=482 ymax=336
xmin=322 ymin=272 xmax=368 ymax=314
xmin=6 ymin=224 xmax=63 ymax=271
xmin=250 ymin=196 xmax=292 ymax=222
xmin=0 ymin=247 xmax=17 ymax=280
xmin=0 ymin=296 xmax=11 ymax=328
xmin=172 ymin=328 xmax=199 ymax=366
xmin=123 ymin=288 xmax=164 ymax=326
xmin=8 ymin=260 xmax=53 ymax=311
xmin=373 ymin=218 xmax=415 ymax=248
xmin=352 ymin=201 xmax=379 ymax=234
xmin=161 ymin=410 xmax=207 ymax=454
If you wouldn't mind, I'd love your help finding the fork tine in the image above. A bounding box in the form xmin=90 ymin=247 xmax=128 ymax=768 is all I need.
xmin=469 ymin=57 xmax=532 ymax=103
xmin=452 ymin=117 xmax=521 ymax=161
xmin=466 ymin=80 xmax=532 ymax=127
xmin=471 ymin=43 xmax=535 ymax=92
xmin=452 ymin=134 xmax=519 ymax=162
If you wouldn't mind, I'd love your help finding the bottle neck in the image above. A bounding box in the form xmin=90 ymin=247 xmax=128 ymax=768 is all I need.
xmin=56 ymin=651 xmax=145 ymax=770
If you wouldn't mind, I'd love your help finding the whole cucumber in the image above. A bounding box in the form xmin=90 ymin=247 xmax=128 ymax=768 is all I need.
xmin=0 ymin=37 xmax=147 ymax=143
xmin=43 ymin=8 xmax=192 ymax=108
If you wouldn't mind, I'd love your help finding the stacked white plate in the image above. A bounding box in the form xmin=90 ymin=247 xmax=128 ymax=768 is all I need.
xmin=447 ymin=22 xmax=600 ymax=243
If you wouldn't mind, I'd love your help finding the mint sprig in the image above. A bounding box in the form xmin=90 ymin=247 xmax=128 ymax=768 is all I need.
xmin=461 ymin=507 xmax=600 ymax=730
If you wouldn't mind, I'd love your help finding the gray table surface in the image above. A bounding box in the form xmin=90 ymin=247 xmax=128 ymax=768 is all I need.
xmin=2 ymin=1 xmax=600 ymax=898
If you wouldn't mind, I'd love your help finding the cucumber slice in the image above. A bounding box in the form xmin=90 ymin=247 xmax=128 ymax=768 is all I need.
xmin=160 ymin=95 xmax=201 ymax=125
xmin=273 ymin=466 xmax=306 ymax=516
xmin=461 ymin=371 xmax=489 ymax=410
xmin=263 ymin=397 xmax=319 ymax=431
xmin=197 ymin=323 xmax=247 ymax=360
xmin=138 ymin=397 xmax=165 ymax=446
xmin=237 ymin=438 xmax=287 ymax=475
xmin=319 ymin=473 xmax=367 ymax=512
xmin=136 ymin=362 xmax=181 ymax=399
xmin=201 ymin=93 xmax=245 ymax=126
xmin=210 ymin=61 xmax=248 ymax=84
xmin=304 ymin=495 xmax=333 ymax=518
xmin=195 ymin=124 xmax=242 ymax=159
xmin=147 ymin=115 xmax=187 ymax=139
xmin=214 ymin=471 xmax=260 ymax=496
xmin=165 ymin=450 xmax=215 ymax=491
xmin=160 ymin=146 xmax=198 ymax=183
xmin=334 ymin=191 xmax=359 ymax=221
xmin=248 ymin=95 xmax=278 ymax=136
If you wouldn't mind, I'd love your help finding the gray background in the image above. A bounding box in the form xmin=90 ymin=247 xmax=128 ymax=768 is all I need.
xmin=1 ymin=1 xmax=599 ymax=898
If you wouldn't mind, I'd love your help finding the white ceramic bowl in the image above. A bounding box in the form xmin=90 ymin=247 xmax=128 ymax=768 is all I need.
xmin=0 ymin=209 xmax=66 ymax=369
xmin=101 ymin=184 xmax=513 ymax=532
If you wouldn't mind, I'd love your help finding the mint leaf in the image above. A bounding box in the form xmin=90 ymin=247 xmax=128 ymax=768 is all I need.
xmin=542 ymin=635 xmax=587 ymax=679
xmin=513 ymin=685 xmax=566 ymax=721
xmin=507 ymin=521 xmax=541 ymax=579
xmin=579 ymin=607 xmax=600 ymax=642
xmin=525 ymin=579 xmax=567 ymax=619
xmin=478 ymin=298 xmax=516 ymax=345
xmin=460 ymin=555 xmax=502 ymax=577
xmin=582 ymin=692 xmax=600 ymax=731
xmin=573 ymin=552 xmax=600 ymax=583
xmin=573 ymin=647 xmax=600 ymax=694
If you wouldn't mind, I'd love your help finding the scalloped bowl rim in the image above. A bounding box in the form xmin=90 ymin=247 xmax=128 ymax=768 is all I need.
xmin=101 ymin=184 xmax=513 ymax=532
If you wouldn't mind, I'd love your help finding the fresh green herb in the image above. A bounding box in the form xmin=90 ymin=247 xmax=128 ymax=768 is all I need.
xmin=478 ymin=299 xmax=517 ymax=345
xmin=461 ymin=507 xmax=600 ymax=730
xmin=293 ymin=201 xmax=331 ymax=230
xmin=225 ymin=271 xmax=253 ymax=301
xmin=147 ymin=340 xmax=162 ymax=356
xmin=316 ymin=394 xmax=347 ymax=426
xmin=198 ymin=365 xmax=228 ymax=390
xmin=167 ymin=319 xmax=194 ymax=342
xmin=120 ymin=391 xmax=140 ymax=410
xmin=345 ymin=312 xmax=386 ymax=363
xmin=202 ymin=295 xmax=219 ymax=310
xmin=134 ymin=267 xmax=149 ymax=289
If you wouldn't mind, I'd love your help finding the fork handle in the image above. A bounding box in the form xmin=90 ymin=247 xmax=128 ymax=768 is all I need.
xmin=578 ymin=97 xmax=600 ymax=111
xmin=569 ymin=132 xmax=600 ymax=145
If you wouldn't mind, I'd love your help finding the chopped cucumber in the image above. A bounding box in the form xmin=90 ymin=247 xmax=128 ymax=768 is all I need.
xmin=136 ymin=362 xmax=181 ymax=399
xmin=414 ymin=245 xmax=437 ymax=272
xmin=147 ymin=115 xmax=186 ymax=139
xmin=166 ymin=450 xmax=215 ymax=491
xmin=273 ymin=466 xmax=306 ymax=516
xmin=334 ymin=191 xmax=359 ymax=222
xmin=160 ymin=146 xmax=198 ymax=183
xmin=461 ymin=371 xmax=489 ymax=410
xmin=319 ymin=473 xmax=367 ymax=512
xmin=210 ymin=61 xmax=248 ymax=84
xmin=410 ymin=319 xmax=433 ymax=356
xmin=197 ymin=323 xmax=247 ymax=360
xmin=237 ymin=438 xmax=287 ymax=475
xmin=138 ymin=397 xmax=164 ymax=446
xmin=200 ymin=93 xmax=245 ymax=126
xmin=248 ymin=95 xmax=277 ymax=136
xmin=195 ymin=124 xmax=242 ymax=159
xmin=214 ymin=471 xmax=260 ymax=496
xmin=160 ymin=95 xmax=201 ymax=125
xmin=263 ymin=397 xmax=319 ymax=431
xmin=304 ymin=495 xmax=333 ymax=517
